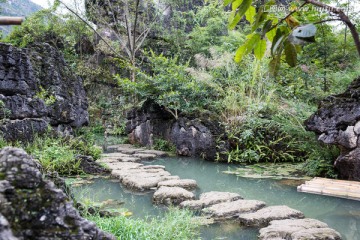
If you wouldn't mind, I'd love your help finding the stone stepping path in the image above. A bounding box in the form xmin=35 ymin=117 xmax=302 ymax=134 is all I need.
xmin=100 ymin=144 xmax=342 ymax=239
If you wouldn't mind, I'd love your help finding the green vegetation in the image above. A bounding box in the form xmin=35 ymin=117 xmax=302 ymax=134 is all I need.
xmin=2 ymin=0 xmax=359 ymax=177
xmin=85 ymin=208 xmax=200 ymax=240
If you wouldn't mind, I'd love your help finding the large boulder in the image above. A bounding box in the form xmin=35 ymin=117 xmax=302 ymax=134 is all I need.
xmin=126 ymin=100 xmax=225 ymax=160
xmin=0 ymin=147 xmax=114 ymax=239
xmin=305 ymin=76 xmax=360 ymax=180
xmin=0 ymin=43 xmax=89 ymax=141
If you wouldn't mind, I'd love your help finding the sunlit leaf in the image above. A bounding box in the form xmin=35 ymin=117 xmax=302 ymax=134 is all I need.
xmin=224 ymin=0 xmax=233 ymax=6
xmin=229 ymin=12 xmax=242 ymax=30
xmin=232 ymin=0 xmax=243 ymax=10
xmin=234 ymin=33 xmax=261 ymax=62
xmin=236 ymin=0 xmax=252 ymax=20
xmin=245 ymin=6 xmax=256 ymax=24
xmin=254 ymin=39 xmax=267 ymax=60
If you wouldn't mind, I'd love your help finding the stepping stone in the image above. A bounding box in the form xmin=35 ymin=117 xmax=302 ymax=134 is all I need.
xmin=122 ymin=175 xmax=180 ymax=191
xmin=101 ymin=153 xmax=132 ymax=159
xmin=259 ymin=218 xmax=342 ymax=240
xmin=138 ymin=149 xmax=168 ymax=157
xmin=107 ymin=162 xmax=143 ymax=171
xmin=180 ymin=191 xmax=243 ymax=210
xmin=112 ymin=169 xmax=171 ymax=180
xmin=132 ymin=153 xmax=157 ymax=160
xmin=142 ymin=165 xmax=166 ymax=170
xmin=153 ymin=186 xmax=195 ymax=205
xmin=238 ymin=205 xmax=305 ymax=227
xmin=203 ymin=199 xmax=266 ymax=220
xmin=158 ymin=179 xmax=198 ymax=190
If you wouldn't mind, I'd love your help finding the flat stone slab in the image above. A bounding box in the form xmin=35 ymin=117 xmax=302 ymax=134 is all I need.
xmin=239 ymin=205 xmax=305 ymax=227
xmin=138 ymin=150 xmax=168 ymax=157
xmin=203 ymin=199 xmax=266 ymax=220
xmin=107 ymin=162 xmax=143 ymax=171
xmin=180 ymin=191 xmax=243 ymax=210
xmin=158 ymin=179 xmax=198 ymax=190
xmin=122 ymin=175 xmax=180 ymax=191
xmin=259 ymin=218 xmax=342 ymax=240
xmin=142 ymin=165 xmax=166 ymax=170
xmin=153 ymin=186 xmax=195 ymax=205
xmin=112 ymin=169 xmax=171 ymax=180
xmin=132 ymin=153 xmax=157 ymax=160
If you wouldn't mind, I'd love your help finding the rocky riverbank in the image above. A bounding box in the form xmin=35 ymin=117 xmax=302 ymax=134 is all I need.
xmin=99 ymin=144 xmax=342 ymax=240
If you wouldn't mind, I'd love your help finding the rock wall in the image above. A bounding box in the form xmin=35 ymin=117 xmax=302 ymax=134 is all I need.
xmin=305 ymin=76 xmax=360 ymax=180
xmin=0 ymin=147 xmax=114 ymax=239
xmin=0 ymin=43 xmax=89 ymax=141
xmin=126 ymin=100 xmax=224 ymax=161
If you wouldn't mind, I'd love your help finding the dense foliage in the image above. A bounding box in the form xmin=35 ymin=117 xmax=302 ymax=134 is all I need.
xmin=2 ymin=0 xmax=360 ymax=177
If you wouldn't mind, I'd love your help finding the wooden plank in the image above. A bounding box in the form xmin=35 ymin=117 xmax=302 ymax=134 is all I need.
xmin=297 ymin=177 xmax=360 ymax=201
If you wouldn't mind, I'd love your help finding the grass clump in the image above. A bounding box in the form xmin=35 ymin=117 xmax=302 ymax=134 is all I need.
xmin=86 ymin=208 xmax=200 ymax=240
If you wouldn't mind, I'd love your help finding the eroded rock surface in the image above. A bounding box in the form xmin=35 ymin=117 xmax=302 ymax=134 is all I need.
xmin=153 ymin=186 xmax=195 ymax=205
xmin=259 ymin=218 xmax=342 ymax=240
xmin=0 ymin=147 xmax=114 ymax=239
xmin=126 ymin=100 xmax=225 ymax=160
xmin=158 ymin=179 xmax=198 ymax=190
xmin=305 ymin=76 xmax=360 ymax=180
xmin=0 ymin=43 xmax=89 ymax=141
xmin=238 ymin=205 xmax=305 ymax=227
xmin=203 ymin=199 xmax=266 ymax=220
xmin=180 ymin=191 xmax=243 ymax=210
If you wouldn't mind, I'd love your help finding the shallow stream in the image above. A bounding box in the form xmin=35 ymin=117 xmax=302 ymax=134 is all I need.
xmin=71 ymin=157 xmax=360 ymax=240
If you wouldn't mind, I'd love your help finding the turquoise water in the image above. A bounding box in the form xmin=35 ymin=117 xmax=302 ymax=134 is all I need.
xmin=72 ymin=157 xmax=360 ymax=240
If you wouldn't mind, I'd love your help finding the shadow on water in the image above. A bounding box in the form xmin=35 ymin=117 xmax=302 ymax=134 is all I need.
xmin=71 ymin=157 xmax=360 ymax=240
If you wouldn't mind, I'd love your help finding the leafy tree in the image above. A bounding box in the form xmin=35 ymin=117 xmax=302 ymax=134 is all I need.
xmin=226 ymin=0 xmax=360 ymax=75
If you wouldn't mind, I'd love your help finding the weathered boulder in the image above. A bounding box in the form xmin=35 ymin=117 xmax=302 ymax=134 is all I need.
xmin=153 ymin=186 xmax=195 ymax=205
xmin=126 ymin=100 xmax=225 ymax=160
xmin=202 ymin=199 xmax=266 ymax=220
xmin=0 ymin=43 xmax=89 ymax=141
xmin=238 ymin=205 xmax=305 ymax=227
xmin=0 ymin=147 xmax=114 ymax=239
xmin=180 ymin=191 xmax=243 ymax=210
xmin=0 ymin=213 xmax=17 ymax=240
xmin=305 ymin=76 xmax=360 ymax=180
xmin=259 ymin=218 xmax=342 ymax=240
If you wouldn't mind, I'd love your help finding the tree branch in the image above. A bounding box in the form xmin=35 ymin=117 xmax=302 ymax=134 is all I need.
xmin=57 ymin=0 xmax=126 ymax=61
xmin=304 ymin=0 xmax=360 ymax=57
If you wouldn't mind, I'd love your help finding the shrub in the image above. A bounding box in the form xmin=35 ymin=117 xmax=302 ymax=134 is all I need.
xmin=153 ymin=138 xmax=176 ymax=152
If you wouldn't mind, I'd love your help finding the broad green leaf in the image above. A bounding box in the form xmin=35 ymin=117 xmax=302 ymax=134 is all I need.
xmin=262 ymin=20 xmax=273 ymax=36
xmin=284 ymin=41 xmax=297 ymax=67
xmin=271 ymin=28 xmax=284 ymax=56
xmin=254 ymin=39 xmax=267 ymax=60
xmin=236 ymin=0 xmax=252 ymax=20
xmin=229 ymin=12 xmax=242 ymax=30
xmin=234 ymin=33 xmax=261 ymax=62
xmin=232 ymin=0 xmax=243 ymax=10
xmin=266 ymin=27 xmax=277 ymax=42
xmin=224 ymin=0 xmax=233 ymax=6
xmin=251 ymin=10 xmax=268 ymax=32
xmin=245 ymin=6 xmax=256 ymax=24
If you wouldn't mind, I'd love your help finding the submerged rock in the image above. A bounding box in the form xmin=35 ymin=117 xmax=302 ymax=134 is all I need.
xmin=259 ymin=218 xmax=342 ymax=240
xmin=305 ymin=76 xmax=360 ymax=180
xmin=180 ymin=191 xmax=243 ymax=210
xmin=0 ymin=213 xmax=17 ymax=240
xmin=203 ymin=199 xmax=266 ymax=220
xmin=0 ymin=147 xmax=114 ymax=239
xmin=238 ymin=205 xmax=305 ymax=227
xmin=153 ymin=186 xmax=195 ymax=205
